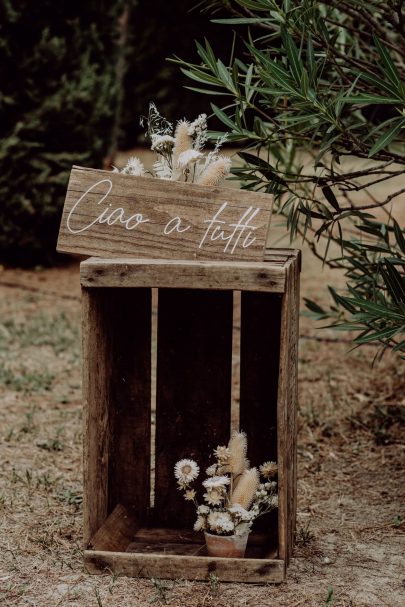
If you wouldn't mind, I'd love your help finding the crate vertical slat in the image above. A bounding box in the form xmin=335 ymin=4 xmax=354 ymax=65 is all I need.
xmin=277 ymin=258 xmax=300 ymax=564
xmin=80 ymin=251 xmax=300 ymax=583
xmin=154 ymin=289 xmax=233 ymax=528
xmin=82 ymin=287 xmax=152 ymax=547
xmin=239 ymin=292 xmax=281 ymax=546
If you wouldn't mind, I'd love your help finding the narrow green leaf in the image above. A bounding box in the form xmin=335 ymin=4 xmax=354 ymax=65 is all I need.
xmin=343 ymin=94 xmax=401 ymax=105
xmin=322 ymin=185 xmax=340 ymax=211
xmin=211 ymin=103 xmax=237 ymax=131
xmin=368 ymin=118 xmax=405 ymax=157
xmin=374 ymin=36 xmax=401 ymax=88
xmin=393 ymin=220 xmax=405 ymax=254
xmin=281 ymin=27 xmax=302 ymax=85
xmin=355 ymin=326 xmax=400 ymax=344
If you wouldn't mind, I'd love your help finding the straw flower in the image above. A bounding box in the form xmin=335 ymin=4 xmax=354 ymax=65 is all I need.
xmin=231 ymin=468 xmax=260 ymax=510
xmin=151 ymin=134 xmax=175 ymax=153
xmin=197 ymin=505 xmax=210 ymax=515
xmin=203 ymin=475 xmax=230 ymax=489
xmin=203 ymin=487 xmax=224 ymax=506
xmin=194 ymin=516 xmax=207 ymax=532
xmin=260 ymin=461 xmax=278 ymax=479
xmin=174 ymin=459 xmax=199 ymax=484
xmin=214 ymin=446 xmax=231 ymax=463
xmin=121 ymin=156 xmax=146 ymax=177
xmin=208 ymin=511 xmax=235 ymax=534
xmin=206 ymin=464 xmax=217 ymax=476
xmin=197 ymin=156 xmax=231 ymax=186
xmin=184 ymin=489 xmax=196 ymax=501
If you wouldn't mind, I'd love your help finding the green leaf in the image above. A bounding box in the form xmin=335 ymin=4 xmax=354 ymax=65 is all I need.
xmin=368 ymin=118 xmax=405 ymax=157
xmin=304 ymin=298 xmax=326 ymax=315
xmin=373 ymin=36 xmax=401 ymax=89
xmin=355 ymin=326 xmax=400 ymax=344
xmin=185 ymin=86 xmax=229 ymax=96
xmin=358 ymin=71 xmax=400 ymax=98
xmin=211 ymin=103 xmax=237 ymax=131
xmin=382 ymin=260 xmax=405 ymax=304
xmin=393 ymin=220 xmax=405 ymax=254
xmin=281 ymin=28 xmax=302 ymax=85
xmin=343 ymin=94 xmax=401 ymax=105
xmin=322 ymin=185 xmax=340 ymax=211
xmin=216 ymin=59 xmax=237 ymax=93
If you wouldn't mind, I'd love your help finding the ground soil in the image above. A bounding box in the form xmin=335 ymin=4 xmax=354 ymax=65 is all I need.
xmin=0 ymin=240 xmax=404 ymax=606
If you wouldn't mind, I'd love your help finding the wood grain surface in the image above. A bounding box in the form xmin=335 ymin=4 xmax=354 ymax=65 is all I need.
xmin=57 ymin=166 xmax=273 ymax=261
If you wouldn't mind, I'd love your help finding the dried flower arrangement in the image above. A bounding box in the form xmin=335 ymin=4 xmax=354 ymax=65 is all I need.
xmin=174 ymin=431 xmax=278 ymax=541
xmin=114 ymin=103 xmax=231 ymax=186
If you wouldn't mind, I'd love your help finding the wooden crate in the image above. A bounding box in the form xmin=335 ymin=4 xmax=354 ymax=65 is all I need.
xmin=81 ymin=248 xmax=300 ymax=583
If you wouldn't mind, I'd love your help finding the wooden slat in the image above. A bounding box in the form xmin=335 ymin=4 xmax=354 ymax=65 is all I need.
xmin=153 ymin=289 xmax=233 ymax=528
xmin=58 ymin=166 xmax=273 ymax=262
xmin=80 ymin=258 xmax=286 ymax=292
xmin=107 ymin=288 xmax=151 ymax=518
xmin=82 ymin=287 xmax=151 ymax=547
xmin=239 ymin=291 xmax=281 ymax=544
xmin=89 ymin=504 xmax=139 ymax=552
xmin=286 ymin=258 xmax=300 ymax=559
xmin=131 ymin=527 xmax=272 ymax=547
xmin=84 ymin=550 xmax=285 ymax=583
xmin=82 ymin=289 xmax=111 ymax=546
xmin=275 ymin=257 xmax=299 ymax=565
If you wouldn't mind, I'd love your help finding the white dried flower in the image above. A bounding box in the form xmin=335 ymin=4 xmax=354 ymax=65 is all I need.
xmin=151 ymin=134 xmax=175 ymax=153
xmin=235 ymin=521 xmax=252 ymax=536
xmin=206 ymin=464 xmax=217 ymax=476
xmin=184 ymin=489 xmax=196 ymax=501
xmin=260 ymin=461 xmax=278 ymax=479
xmin=228 ymin=504 xmax=253 ymax=521
xmin=174 ymin=459 xmax=199 ymax=484
xmin=207 ymin=511 xmax=235 ymax=534
xmin=203 ymin=488 xmax=224 ymax=506
xmin=153 ymin=157 xmax=172 ymax=180
xmin=270 ymin=495 xmax=279 ymax=508
xmin=194 ymin=516 xmax=206 ymax=532
xmin=214 ymin=446 xmax=231 ymax=463
xmin=188 ymin=113 xmax=207 ymax=135
xmin=203 ymin=475 xmax=230 ymax=489
xmin=121 ymin=156 xmax=146 ymax=177
xmin=177 ymin=149 xmax=203 ymax=168
xmin=197 ymin=505 xmax=210 ymax=515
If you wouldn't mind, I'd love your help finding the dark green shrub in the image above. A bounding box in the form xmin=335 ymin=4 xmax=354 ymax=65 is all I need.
xmin=0 ymin=1 xmax=127 ymax=265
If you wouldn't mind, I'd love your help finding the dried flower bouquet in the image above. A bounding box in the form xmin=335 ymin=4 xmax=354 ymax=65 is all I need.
xmin=174 ymin=431 xmax=278 ymax=539
xmin=114 ymin=103 xmax=231 ymax=186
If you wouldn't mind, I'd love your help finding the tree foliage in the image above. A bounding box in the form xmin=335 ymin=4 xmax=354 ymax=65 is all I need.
xmin=0 ymin=1 xmax=127 ymax=265
xmin=178 ymin=0 xmax=405 ymax=358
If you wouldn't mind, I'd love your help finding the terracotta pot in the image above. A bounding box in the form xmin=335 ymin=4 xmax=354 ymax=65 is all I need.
xmin=204 ymin=531 xmax=249 ymax=558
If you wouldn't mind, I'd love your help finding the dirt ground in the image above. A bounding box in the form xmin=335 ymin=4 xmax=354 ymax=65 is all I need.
xmin=0 ymin=242 xmax=404 ymax=606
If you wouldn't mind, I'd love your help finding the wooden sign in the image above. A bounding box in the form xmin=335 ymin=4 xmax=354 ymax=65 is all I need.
xmin=57 ymin=166 xmax=273 ymax=261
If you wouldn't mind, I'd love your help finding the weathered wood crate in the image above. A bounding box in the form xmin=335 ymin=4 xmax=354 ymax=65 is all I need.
xmin=81 ymin=248 xmax=300 ymax=583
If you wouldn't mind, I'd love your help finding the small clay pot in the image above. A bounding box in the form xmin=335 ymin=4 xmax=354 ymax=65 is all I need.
xmin=204 ymin=531 xmax=249 ymax=558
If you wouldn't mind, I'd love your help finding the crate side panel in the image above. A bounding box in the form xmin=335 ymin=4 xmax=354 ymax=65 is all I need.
xmin=107 ymin=288 xmax=152 ymax=521
xmin=154 ymin=289 xmax=233 ymax=527
xmin=82 ymin=289 xmax=112 ymax=546
xmin=240 ymin=292 xmax=281 ymax=545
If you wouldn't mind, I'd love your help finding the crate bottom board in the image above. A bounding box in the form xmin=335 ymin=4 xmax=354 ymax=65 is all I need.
xmin=85 ymin=504 xmax=285 ymax=583
xmin=84 ymin=548 xmax=285 ymax=583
